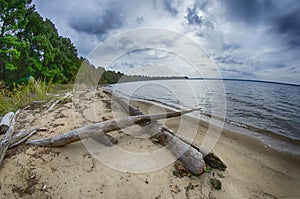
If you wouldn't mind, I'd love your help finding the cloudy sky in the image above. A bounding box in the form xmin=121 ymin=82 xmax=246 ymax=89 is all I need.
xmin=33 ymin=0 xmax=300 ymax=84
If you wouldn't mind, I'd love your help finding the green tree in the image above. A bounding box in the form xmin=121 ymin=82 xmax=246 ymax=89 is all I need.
xmin=0 ymin=0 xmax=81 ymax=86
xmin=0 ymin=0 xmax=33 ymax=84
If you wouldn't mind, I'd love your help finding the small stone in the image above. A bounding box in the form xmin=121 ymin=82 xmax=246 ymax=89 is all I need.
xmin=170 ymin=185 xmax=181 ymax=193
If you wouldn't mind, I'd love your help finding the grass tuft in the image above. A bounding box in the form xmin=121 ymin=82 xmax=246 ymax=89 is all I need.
xmin=0 ymin=77 xmax=51 ymax=115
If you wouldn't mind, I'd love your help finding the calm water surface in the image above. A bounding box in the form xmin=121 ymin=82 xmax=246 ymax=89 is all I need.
xmin=109 ymin=79 xmax=300 ymax=142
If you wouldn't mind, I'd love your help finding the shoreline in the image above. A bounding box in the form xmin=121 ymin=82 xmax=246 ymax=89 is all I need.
xmin=1 ymin=88 xmax=299 ymax=198
xmin=132 ymin=99 xmax=300 ymax=197
xmin=131 ymin=97 xmax=300 ymax=157
xmin=105 ymin=79 xmax=300 ymax=146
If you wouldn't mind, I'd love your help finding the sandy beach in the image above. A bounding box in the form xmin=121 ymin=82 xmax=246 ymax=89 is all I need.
xmin=0 ymin=88 xmax=299 ymax=199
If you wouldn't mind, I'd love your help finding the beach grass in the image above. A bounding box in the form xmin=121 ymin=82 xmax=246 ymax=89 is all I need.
xmin=0 ymin=77 xmax=73 ymax=116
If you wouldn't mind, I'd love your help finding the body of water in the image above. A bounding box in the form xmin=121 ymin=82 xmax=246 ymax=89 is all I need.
xmin=107 ymin=79 xmax=300 ymax=148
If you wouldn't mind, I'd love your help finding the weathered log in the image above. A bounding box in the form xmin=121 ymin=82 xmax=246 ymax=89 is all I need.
xmin=9 ymin=128 xmax=40 ymax=149
xmin=26 ymin=109 xmax=196 ymax=147
xmin=106 ymin=89 xmax=205 ymax=175
xmin=0 ymin=110 xmax=19 ymax=167
xmin=0 ymin=112 xmax=14 ymax=134
xmin=10 ymin=130 xmax=27 ymax=144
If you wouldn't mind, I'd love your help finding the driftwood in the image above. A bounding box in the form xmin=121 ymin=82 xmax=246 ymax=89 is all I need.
xmin=9 ymin=128 xmax=40 ymax=149
xmin=0 ymin=89 xmax=225 ymax=173
xmin=47 ymin=92 xmax=72 ymax=112
xmin=91 ymin=134 xmax=118 ymax=147
xmin=106 ymin=89 xmax=206 ymax=175
xmin=26 ymin=109 xmax=196 ymax=147
xmin=0 ymin=112 xmax=14 ymax=134
xmin=0 ymin=110 xmax=19 ymax=167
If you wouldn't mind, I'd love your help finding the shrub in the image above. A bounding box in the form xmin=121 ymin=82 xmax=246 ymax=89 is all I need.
xmin=0 ymin=77 xmax=50 ymax=115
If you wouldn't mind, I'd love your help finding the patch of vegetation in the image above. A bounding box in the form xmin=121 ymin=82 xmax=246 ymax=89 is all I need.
xmin=210 ymin=177 xmax=222 ymax=190
xmin=0 ymin=77 xmax=50 ymax=115
xmin=151 ymin=138 xmax=160 ymax=144
xmin=217 ymin=173 xmax=225 ymax=178
xmin=204 ymin=165 xmax=212 ymax=173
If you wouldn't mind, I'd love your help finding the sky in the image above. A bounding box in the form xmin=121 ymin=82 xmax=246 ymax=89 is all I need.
xmin=33 ymin=0 xmax=300 ymax=85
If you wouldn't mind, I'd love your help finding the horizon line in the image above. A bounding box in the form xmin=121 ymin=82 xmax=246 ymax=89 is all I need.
xmin=187 ymin=77 xmax=300 ymax=87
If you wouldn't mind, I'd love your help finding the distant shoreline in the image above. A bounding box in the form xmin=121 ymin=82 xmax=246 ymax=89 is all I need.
xmin=111 ymin=76 xmax=300 ymax=87
xmin=187 ymin=77 xmax=300 ymax=87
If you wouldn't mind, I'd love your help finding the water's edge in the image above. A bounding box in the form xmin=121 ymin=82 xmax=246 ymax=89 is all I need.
xmin=104 ymin=85 xmax=300 ymax=156
xmin=103 ymin=81 xmax=300 ymax=156
xmin=135 ymin=97 xmax=300 ymax=156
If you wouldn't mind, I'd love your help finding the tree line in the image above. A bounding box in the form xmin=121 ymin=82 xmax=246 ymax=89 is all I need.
xmin=0 ymin=0 xmax=187 ymax=89
xmin=0 ymin=0 xmax=82 ymax=87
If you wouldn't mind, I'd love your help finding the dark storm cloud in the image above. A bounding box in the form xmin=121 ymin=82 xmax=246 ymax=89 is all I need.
xmin=68 ymin=2 xmax=125 ymax=35
xmin=222 ymin=0 xmax=300 ymax=48
xmin=185 ymin=2 xmax=214 ymax=30
xmin=222 ymin=0 xmax=274 ymax=24
xmin=32 ymin=0 xmax=300 ymax=84
xmin=272 ymin=9 xmax=300 ymax=47
xmin=215 ymin=56 xmax=244 ymax=65
xmin=185 ymin=4 xmax=203 ymax=25
xmin=162 ymin=0 xmax=178 ymax=16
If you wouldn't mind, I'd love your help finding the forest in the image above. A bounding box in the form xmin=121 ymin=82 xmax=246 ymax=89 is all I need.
xmin=0 ymin=0 xmax=82 ymax=86
xmin=0 ymin=0 xmax=188 ymax=89
xmin=0 ymin=0 xmax=129 ymax=88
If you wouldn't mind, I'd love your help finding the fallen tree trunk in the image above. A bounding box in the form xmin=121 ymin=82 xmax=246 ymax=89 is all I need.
xmin=26 ymin=109 xmax=196 ymax=147
xmin=0 ymin=110 xmax=19 ymax=167
xmin=106 ymin=89 xmax=206 ymax=175
xmin=0 ymin=112 xmax=14 ymax=134
xmin=9 ymin=128 xmax=40 ymax=149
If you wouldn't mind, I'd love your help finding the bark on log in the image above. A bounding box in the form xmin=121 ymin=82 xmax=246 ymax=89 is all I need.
xmin=10 ymin=130 xmax=27 ymax=144
xmin=9 ymin=128 xmax=40 ymax=149
xmin=0 ymin=110 xmax=19 ymax=167
xmin=105 ymin=89 xmax=205 ymax=175
xmin=26 ymin=109 xmax=196 ymax=147
xmin=0 ymin=112 xmax=14 ymax=134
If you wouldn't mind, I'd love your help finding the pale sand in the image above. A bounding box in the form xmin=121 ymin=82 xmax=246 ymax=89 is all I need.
xmin=0 ymin=88 xmax=299 ymax=199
